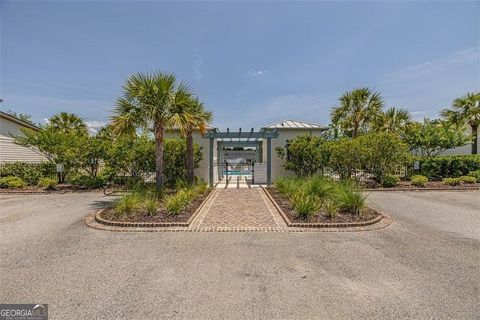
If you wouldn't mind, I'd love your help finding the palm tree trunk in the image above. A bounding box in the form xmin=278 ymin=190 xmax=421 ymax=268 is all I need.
xmin=186 ymin=131 xmax=194 ymax=185
xmin=472 ymin=124 xmax=478 ymax=155
xmin=154 ymin=124 xmax=164 ymax=191
xmin=352 ymin=121 xmax=359 ymax=138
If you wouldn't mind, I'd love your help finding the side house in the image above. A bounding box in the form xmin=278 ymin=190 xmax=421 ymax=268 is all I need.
xmin=0 ymin=111 xmax=47 ymax=163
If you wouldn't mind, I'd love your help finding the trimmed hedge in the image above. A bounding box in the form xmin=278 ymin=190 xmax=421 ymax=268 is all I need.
xmin=418 ymin=155 xmax=480 ymax=180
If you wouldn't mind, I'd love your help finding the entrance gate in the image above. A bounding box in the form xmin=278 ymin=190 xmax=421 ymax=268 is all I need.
xmin=203 ymin=128 xmax=279 ymax=187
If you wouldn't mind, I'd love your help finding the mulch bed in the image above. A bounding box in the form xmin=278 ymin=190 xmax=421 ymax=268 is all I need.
xmin=0 ymin=184 xmax=99 ymax=193
xmin=363 ymin=181 xmax=480 ymax=191
xmin=266 ymin=187 xmax=380 ymax=224
xmin=100 ymin=189 xmax=212 ymax=223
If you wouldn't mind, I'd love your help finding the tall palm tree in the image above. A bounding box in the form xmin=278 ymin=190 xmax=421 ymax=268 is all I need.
xmin=168 ymin=96 xmax=212 ymax=185
xmin=375 ymin=107 xmax=412 ymax=132
xmin=111 ymin=72 xmax=192 ymax=190
xmin=49 ymin=112 xmax=87 ymax=134
xmin=331 ymin=87 xmax=384 ymax=138
xmin=441 ymin=92 xmax=480 ymax=154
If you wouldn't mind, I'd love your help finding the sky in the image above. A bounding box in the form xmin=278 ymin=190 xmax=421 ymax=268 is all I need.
xmin=1 ymin=0 xmax=479 ymax=133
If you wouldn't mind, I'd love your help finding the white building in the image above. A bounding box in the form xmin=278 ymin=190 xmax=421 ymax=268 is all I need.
xmin=0 ymin=111 xmax=47 ymax=163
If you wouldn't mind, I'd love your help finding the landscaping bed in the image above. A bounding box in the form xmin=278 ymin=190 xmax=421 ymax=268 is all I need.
xmin=100 ymin=188 xmax=212 ymax=223
xmin=95 ymin=182 xmax=212 ymax=227
xmin=267 ymin=187 xmax=380 ymax=226
xmin=361 ymin=180 xmax=480 ymax=191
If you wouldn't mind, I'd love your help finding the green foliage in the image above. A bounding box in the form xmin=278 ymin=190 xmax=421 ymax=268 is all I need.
xmin=467 ymin=170 xmax=480 ymax=182
xmin=334 ymin=181 xmax=366 ymax=217
xmin=382 ymin=174 xmax=400 ymax=188
xmin=113 ymin=193 xmax=142 ymax=217
xmin=144 ymin=197 xmax=159 ymax=216
xmin=163 ymin=138 xmax=203 ymax=186
xmin=459 ymin=176 xmax=476 ymax=184
xmin=275 ymin=176 xmax=301 ymax=195
xmin=403 ymin=119 xmax=469 ymax=158
xmin=328 ymin=138 xmax=364 ymax=179
xmin=37 ymin=177 xmax=57 ymax=189
xmin=276 ymin=135 xmax=329 ymax=177
xmin=330 ymin=87 xmax=384 ymax=138
xmin=323 ymin=199 xmax=339 ymax=219
xmin=0 ymin=162 xmax=54 ymax=185
xmin=0 ymin=176 xmax=26 ymax=189
xmin=418 ymin=155 xmax=480 ymax=180
xmin=357 ymin=132 xmax=412 ymax=183
xmin=192 ymin=181 xmax=208 ymax=195
xmin=303 ymin=175 xmax=335 ymax=199
xmin=442 ymin=177 xmax=460 ymax=186
xmin=69 ymin=175 xmax=106 ymax=189
xmin=165 ymin=189 xmax=194 ymax=215
xmin=289 ymin=190 xmax=319 ymax=220
xmin=410 ymin=175 xmax=428 ymax=187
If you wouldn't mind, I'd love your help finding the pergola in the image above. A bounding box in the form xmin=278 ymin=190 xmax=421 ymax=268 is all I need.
xmin=203 ymin=128 xmax=279 ymax=187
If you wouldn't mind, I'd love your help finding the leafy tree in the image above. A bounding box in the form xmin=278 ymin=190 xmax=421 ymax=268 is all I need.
xmin=276 ymin=135 xmax=329 ymax=177
xmin=374 ymin=107 xmax=412 ymax=133
xmin=111 ymin=72 xmax=192 ymax=190
xmin=357 ymin=132 xmax=411 ymax=183
xmin=331 ymin=87 xmax=384 ymax=138
xmin=441 ymin=92 xmax=480 ymax=154
xmin=404 ymin=119 xmax=469 ymax=158
xmin=327 ymin=138 xmax=365 ymax=179
xmin=168 ymin=96 xmax=212 ymax=185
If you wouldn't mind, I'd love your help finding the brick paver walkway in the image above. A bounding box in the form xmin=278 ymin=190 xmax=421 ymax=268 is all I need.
xmin=192 ymin=189 xmax=287 ymax=228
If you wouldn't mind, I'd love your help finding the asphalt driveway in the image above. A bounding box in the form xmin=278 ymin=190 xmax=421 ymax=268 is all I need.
xmin=0 ymin=191 xmax=479 ymax=319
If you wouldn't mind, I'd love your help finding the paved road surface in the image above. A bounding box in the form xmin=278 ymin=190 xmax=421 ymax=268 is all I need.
xmin=0 ymin=191 xmax=479 ymax=319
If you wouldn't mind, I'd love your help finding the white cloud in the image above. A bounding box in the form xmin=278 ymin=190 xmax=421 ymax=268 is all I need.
xmin=387 ymin=47 xmax=479 ymax=81
xmin=85 ymin=120 xmax=107 ymax=134
xmin=248 ymin=69 xmax=267 ymax=76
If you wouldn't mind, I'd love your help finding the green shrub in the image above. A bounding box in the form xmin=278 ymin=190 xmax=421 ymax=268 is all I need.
xmin=410 ymin=175 xmax=428 ymax=187
xmin=303 ymin=176 xmax=335 ymax=199
xmin=323 ymin=199 xmax=339 ymax=219
xmin=328 ymin=138 xmax=364 ymax=179
xmin=113 ymin=193 xmax=142 ymax=217
xmin=165 ymin=189 xmax=193 ymax=215
xmin=193 ymin=182 xmax=208 ymax=195
xmin=382 ymin=174 xmax=400 ymax=188
xmin=459 ymin=176 xmax=476 ymax=184
xmin=0 ymin=162 xmax=54 ymax=185
xmin=290 ymin=190 xmax=319 ymax=220
xmin=275 ymin=176 xmax=301 ymax=195
xmin=37 ymin=177 xmax=57 ymax=189
xmin=69 ymin=175 xmax=106 ymax=189
xmin=467 ymin=170 xmax=480 ymax=182
xmin=334 ymin=182 xmax=366 ymax=216
xmin=0 ymin=176 xmax=26 ymax=189
xmin=442 ymin=177 xmax=460 ymax=186
xmin=275 ymin=135 xmax=330 ymax=177
xmin=144 ymin=197 xmax=158 ymax=216
xmin=419 ymin=155 xmax=480 ymax=180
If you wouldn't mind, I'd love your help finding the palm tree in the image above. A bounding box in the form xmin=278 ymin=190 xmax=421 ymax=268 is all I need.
xmin=111 ymin=72 xmax=192 ymax=190
xmin=441 ymin=92 xmax=480 ymax=154
xmin=331 ymin=87 xmax=384 ymax=138
xmin=49 ymin=112 xmax=87 ymax=134
xmin=168 ymin=96 xmax=212 ymax=185
xmin=375 ymin=107 xmax=412 ymax=133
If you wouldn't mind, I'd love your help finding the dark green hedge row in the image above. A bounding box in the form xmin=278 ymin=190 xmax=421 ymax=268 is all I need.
xmin=418 ymin=155 xmax=480 ymax=180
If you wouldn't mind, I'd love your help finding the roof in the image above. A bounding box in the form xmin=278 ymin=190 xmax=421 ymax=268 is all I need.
xmin=262 ymin=120 xmax=328 ymax=130
xmin=0 ymin=111 xmax=40 ymax=131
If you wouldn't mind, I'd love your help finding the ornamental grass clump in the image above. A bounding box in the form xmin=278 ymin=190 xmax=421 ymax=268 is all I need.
xmin=442 ymin=177 xmax=460 ymax=186
xmin=334 ymin=181 xmax=367 ymax=217
xmin=382 ymin=174 xmax=400 ymax=188
xmin=459 ymin=176 xmax=476 ymax=184
xmin=467 ymin=170 xmax=480 ymax=182
xmin=113 ymin=193 xmax=142 ymax=217
xmin=410 ymin=175 xmax=428 ymax=187
xmin=275 ymin=176 xmax=301 ymax=195
xmin=0 ymin=176 xmax=26 ymax=189
xmin=37 ymin=177 xmax=57 ymax=190
xmin=323 ymin=199 xmax=339 ymax=219
xmin=303 ymin=175 xmax=335 ymax=199
xmin=290 ymin=190 xmax=319 ymax=221
xmin=165 ymin=189 xmax=194 ymax=215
